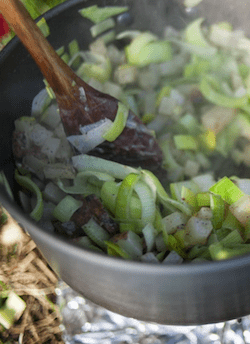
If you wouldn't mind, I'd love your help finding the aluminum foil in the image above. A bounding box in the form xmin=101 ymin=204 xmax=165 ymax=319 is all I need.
xmin=56 ymin=280 xmax=250 ymax=344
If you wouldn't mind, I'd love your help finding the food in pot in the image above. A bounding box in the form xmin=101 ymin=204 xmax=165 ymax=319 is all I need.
xmin=11 ymin=6 xmax=250 ymax=263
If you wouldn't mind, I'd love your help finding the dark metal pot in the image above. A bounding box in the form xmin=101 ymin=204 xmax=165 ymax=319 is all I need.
xmin=1 ymin=0 xmax=250 ymax=325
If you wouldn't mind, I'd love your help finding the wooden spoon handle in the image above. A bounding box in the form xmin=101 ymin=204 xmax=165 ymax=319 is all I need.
xmin=0 ymin=0 xmax=76 ymax=96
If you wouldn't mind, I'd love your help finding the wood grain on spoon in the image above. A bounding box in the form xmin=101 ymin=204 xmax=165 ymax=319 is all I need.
xmin=0 ymin=0 xmax=164 ymax=173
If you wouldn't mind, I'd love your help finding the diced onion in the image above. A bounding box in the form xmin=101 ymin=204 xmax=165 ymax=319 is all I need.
xmin=67 ymin=118 xmax=113 ymax=154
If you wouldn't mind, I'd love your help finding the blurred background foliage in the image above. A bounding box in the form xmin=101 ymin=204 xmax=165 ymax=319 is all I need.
xmin=0 ymin=0 xmax=67 ymax=46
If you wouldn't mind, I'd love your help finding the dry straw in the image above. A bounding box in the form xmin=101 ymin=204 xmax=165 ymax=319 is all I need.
xmin=0 ymin=207 xmax=64 ymax=344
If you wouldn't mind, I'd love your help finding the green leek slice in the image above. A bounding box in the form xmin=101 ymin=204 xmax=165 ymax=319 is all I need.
xmin=209 ymin=177 xmax=245 ymax=205
xmin=72 ymin=154 xmax=138 ymax=180
xmin=115 ymin=173 xmax=141 ymax=220
xmin=220 ymin=229 xmax=244 ymax=247
xmin=37 ymin=17 xmax=50 ymax=37
xmin=0 ymin=171 xmax=13 ymax=200
xmin=174 ymin=135 xmax=199 ymax=151
xmin=90 ymin=18 xmax=115 ymax=37
xmin=15 ymin=171 xmax=43 ymax=221
xmin=185 ymin=18 xmax=214 ymax=49
xmin=52 ymin=196 xmax=82 ymax=223
xmin=58 ymin=171 xmax=114 ymax=197
xmin=79 ymin=5 xmax=128 ymax=24
xmin=102 ymin=102 xmax=129 ymax=142
xmin=105 ymin=241 xmax=131 ymax=259
xmin=200 ymin=76 xmax=248 ymax=108
xmin=210 ymin=193 xmax=225 ymax=229
xmin=134 ymin=180 xmax=156 ymax=226
xmin=83 ymin=218 xmax=110 ymax=250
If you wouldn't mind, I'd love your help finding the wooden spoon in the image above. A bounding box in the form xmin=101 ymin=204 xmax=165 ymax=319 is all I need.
xmin=0 ymin=0 xmax=165 ymax=175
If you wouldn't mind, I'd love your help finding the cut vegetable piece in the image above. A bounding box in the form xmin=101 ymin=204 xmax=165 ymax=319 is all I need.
xmin=198 ymin=130 xmax=216 ymax=152
xmin=210 ymin=194 xmax=225 ymax=229
xmin=29 ymin=123 xmax=53 ymax=147
xmin=105 ymin=241 xmax=131 ymax=259
xmin=179 ymin=113 xmax=201 ymax=136
xmin=163 ymin=250 xmax=183 ymax=264
xmin=196 ymin=193 xmax=210 ymax=207
xmin=0 ymin=171 xmax=14 ymax=200
xmin=135 ymin=40 xmax=173 ymax=67
xmin=184 ymin=159 xmax=200 ymax=178
xmin=142 ymin=223 xmax=156 ymax=252
xmin=233 ymin=178 xmax=250 ymax=195
xmin=83 ymin=218 xmax=110 ymax=250
xmin=209 ymin=177 xmax=245 ymax=205
xmin=209 ymin=24 xmax=235 ymax=48
xmin=125 ymin=32 xmax=158 ymax=66
xmin=158 ymin=96 xmax=177 ymax=116
xmin=184 ymin=0 xmax=203 ymax=7
xmin=15 ymin=171 xmax=43 ymax=221
xmin=160 ymin=138 xmax=182 ymax=171
xmin=100 ymin=181 xmax=120 ymax=214
xmin=174 ymin=135 xmax=199 ymax=151
xmin=37 ymin=17 xmax=50 ymax=37
xmin=229 ymin=194 xmax=250 ymax=227
xmin=68 ymin=118 xmax=113 ymax=153
xmin=188 ymin=244 xmax=208 ymax=260
xmin=41 ymin=137 xmax=61 ymax=160
xmin=201 ymin=106 xmax=236 ymax=135
xmin=56 ymin=46 xmax=65 ymax=56
xmin=43 ymin=163 xmax=75 ymax=180
xmin=155 ymin=232 xmax=168 ymax=252
xmin=162 ymin=212 xmax=188 ymax=234
xmin=58 ymin=170 xmax=113 ymax=197
xmin=96 ymin=30 xmax=116 ymax=45
xmin=167 ymin=235 xmax=187 ymax=258
xmin=43 ymin=182 xmax=66 ymax=204
xmin=200 ymin=76 xmax=248 ymax=108
xmin=192 ymin=174 xmax=215 ymax=192
xmin=79 ymin=5 xmax=128 ymax=24
xmin=31 ymin=88 xmax=51 ymax=117
xmin=73 ymin=236 xmax=103 ymax=253
xmin=52 ymin=196 xmax=82 ymax=223
xmin=185 ymin=18 xmax=213 ymax=49
xmin=196 ymin=207 xmax=213 ymax=220
xmin=116 ymin=231 xmax=143 ymax=259
xmin=209 ymin=242 xmax=250 ymax=260
xmin=114 ymin=64 xmax=138 ymax=84
xmin=170 ymin=180 xmax=199 ymax=207
xmin=134 ymin=181 xmax=156 ymax=226
xmin=90 ymin=18 xmax=115 ymax=37
xmin=220 ymin=229 xmax=243 ymax=247
xmin=102 ymin=102 xmax=129 ymax=142
xmin=77 ymin=54 xmax=112 ymax=83
xmin=115 ymin=173 xmax=141 ymax=222
xmin=153 ymin=209 xmax=164 ymax=234
xmin=72 ymin=154 xmax=138 ymax=180
xmin=41 ymin=104 xmax=61 ymax=130
xmin=181 ymin=186 xmax=197 ymax=209
xmin=185 ymin=216 xmax=213 ymax=245
xmin=104 ymin=81 xmax=122 ymax=100
xmin=14 ymin=116 xmax=35 ymax=133
xmin=141 ymin=252 xmax=159 ymax=264
xmin=222 ymin=209 xmax=244 ymax=232
xmin=170 ymin=38 xmax=217 ymax=58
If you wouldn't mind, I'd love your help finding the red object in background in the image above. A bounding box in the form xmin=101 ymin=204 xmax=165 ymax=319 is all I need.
xmin=0 ymin=13 xmax=10 ymax=39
